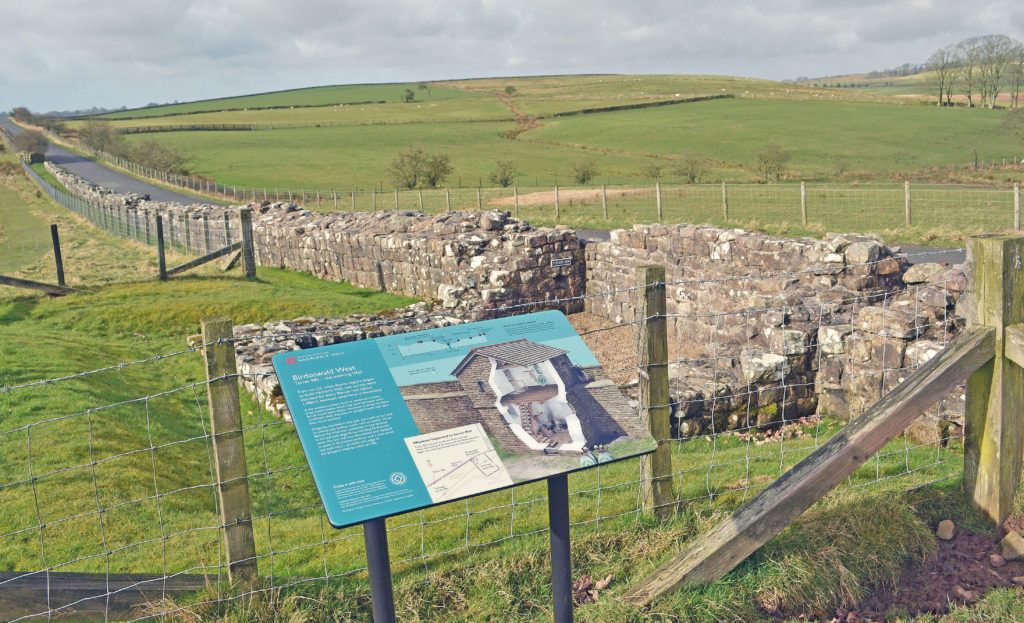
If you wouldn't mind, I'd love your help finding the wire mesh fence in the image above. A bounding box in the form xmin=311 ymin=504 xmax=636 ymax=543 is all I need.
xmin=0 ymin=249 xmax=973 ymax=621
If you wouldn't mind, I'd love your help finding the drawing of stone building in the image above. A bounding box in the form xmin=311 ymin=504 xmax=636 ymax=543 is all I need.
xmin=400 ymin=339 xmax=644 ymax=455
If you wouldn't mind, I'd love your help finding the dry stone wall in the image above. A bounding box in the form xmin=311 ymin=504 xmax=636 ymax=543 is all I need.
xmin=46 ymin=163 xmax=585 ymax=317
xmin=584 ymin=224 xmax=966 ymax=443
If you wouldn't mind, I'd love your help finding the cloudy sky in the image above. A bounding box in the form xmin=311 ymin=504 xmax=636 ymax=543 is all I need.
xmin=2 ymin=0 xmax=1022 ymax=112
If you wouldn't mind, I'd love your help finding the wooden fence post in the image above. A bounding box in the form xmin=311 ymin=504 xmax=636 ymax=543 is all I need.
xmin=637 ymin=265 xmax=673 ymax=520
xmin=394 ymin=188 xmax=399 ymax=211
xmin=445 ymin=187 xmax=451 ymax=213
xmin=964 ymin=234 xmax=1024 ymax=525
xmin=156 ymin=215 xmax=167 ymax=281
xmin=655 ymin=182 xmax=663 ymax=222
xmin=555 ymin=185 xmax=560 ymax=221
xmin=514 ymin=186 xmax=520 ymax=218
xmin=418 ymin=188 xmax=423 ymax=211
xmin=476 ymin=187 xmax=482 ymax=210
xmin=203 ymin=214 xmax=211 ymax=254
xmin=50 ymin=224 xmax=65 ymax=287
xmin=1014 ymin=183 xmax=1021 ymax=231
xmin=239 ymin=208 xmax=257 ymax=280
xmin=800 ymin=181 xmax=808 ymax=226
xmin=904 ymin=180 xmax=912 ymax=226
xmin=601 ymin=184 xmax=608 ymax=220
xmin=372 ymin=190 xmax=376 ymax=210
xmin=352 ymin=190 xmax=356 ymax=211
xmin=201 ymin=317 xmax=259 ymax=586
xmin=224 ymin=213 xmax=232 ymax=245
xmin=722 ymin=182 xmax=729 ymax=221
xmin=144 ymin=209 xmax=151 ymax=245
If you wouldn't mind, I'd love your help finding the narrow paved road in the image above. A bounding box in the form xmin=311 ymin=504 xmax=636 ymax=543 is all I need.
xmin=0 ymin=115 xmax=210 ymax=205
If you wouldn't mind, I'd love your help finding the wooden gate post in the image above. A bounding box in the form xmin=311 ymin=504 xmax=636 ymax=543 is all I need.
xmin=637 ymin=265 xmax=674 ymax=520
xmin=201 ymin=318 xmax=258 ymax=586
xmin=964 ymin=234 xmax=1024 ymax=525
xmin=239 ymin=208 xmax=257 ymax=280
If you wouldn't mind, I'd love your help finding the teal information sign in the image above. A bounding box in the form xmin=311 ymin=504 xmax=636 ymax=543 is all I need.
xmin=273 ymin=310 xmax=655 ymax=528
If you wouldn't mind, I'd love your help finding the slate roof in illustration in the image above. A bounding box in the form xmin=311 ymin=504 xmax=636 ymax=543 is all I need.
xmin=452 ymin=339 xmax=569 ymax=376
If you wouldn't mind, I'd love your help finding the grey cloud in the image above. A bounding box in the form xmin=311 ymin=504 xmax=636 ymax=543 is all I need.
xmin=0 ymin=0 xmax=1022 ymax=111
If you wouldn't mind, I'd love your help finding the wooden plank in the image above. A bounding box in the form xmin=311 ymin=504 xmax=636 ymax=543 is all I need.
xmin=637 ymin=265 xmax=673 ymax=520
xmin=201 ymin=318 xmax=258 ymax=585
xmin=964 ymin=235 xmax=1024 ymax=525
xmin=221 ymin=249 xmax=242 ymax=271
xmin=1006 ymin=323 xmax=1024 ymax=369
xmin=0 ymin=571 xmax=208 ymax=620
xmin=0 ymin=274 xmax=73 ymax=296
xmin=623 ymin=326 xmax=996 ymax=607
xmin=164 ymin=242 xmax=241 ymax=277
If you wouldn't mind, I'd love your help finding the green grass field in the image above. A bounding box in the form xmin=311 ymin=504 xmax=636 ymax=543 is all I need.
xmin=109 ymin=82 xmax=1020 ymax=194
xmin=94 ymin=83 xmax=476 ymax=119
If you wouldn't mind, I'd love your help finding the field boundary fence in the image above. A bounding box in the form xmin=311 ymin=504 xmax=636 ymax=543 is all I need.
xmin=94 ymin=148 xmax=1024 ymax=235
xmin=0 ymin=241 xmax=996 ymax=621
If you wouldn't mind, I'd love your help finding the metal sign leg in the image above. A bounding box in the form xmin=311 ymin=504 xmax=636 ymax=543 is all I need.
xmin=547 ymin=474 xmax=573 ymax=623
xmin=363 ymin=517 xmax=397 ymax=623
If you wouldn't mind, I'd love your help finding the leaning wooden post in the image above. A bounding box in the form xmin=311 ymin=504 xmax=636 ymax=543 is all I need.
xmin=964 ymin=234 xmax=1024 ymax=526
xmin=800 ymin=181 xmax=808 ymax=226
xmin=200 ymin=317 xmax=259 ymax=586
xmin=156 ymin=215 xmax=167 ymax=281
xmin=238 ymin=208 xmax=257 ymax=280
xmin=50 ymin=224 xmax=65 ymax=287
xmin=1014 ymin=183 xmax=1021 ymax=231
xmin=601 ymin=184 xmax=608 ymax=220
xmin=637 ymin=265 xmax=673 ymax=520
xmin=655 ymin=182 xmax=663 ymax=222
xmin=904 ymin=180 xmax=912 ymax=227
xmin=418 ymin=188 xmax=424 ymax=211
xmin=721 ymin=182 xmax=729 ymax=221
xmin=476 ymin=187 xmax=482 ymax=210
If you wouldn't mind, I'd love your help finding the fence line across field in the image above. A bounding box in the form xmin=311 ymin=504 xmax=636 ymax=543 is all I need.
xmin=0 ymin=255 xmax=975 ymax=621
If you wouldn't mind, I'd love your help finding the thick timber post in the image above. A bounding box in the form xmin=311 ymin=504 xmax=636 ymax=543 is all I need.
xmin=637 ymin=265 xmax=673 ymax=520
xmin=964 ymin=234 xmax=1024 ymax=526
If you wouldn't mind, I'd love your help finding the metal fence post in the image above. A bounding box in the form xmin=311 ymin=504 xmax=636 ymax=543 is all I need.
xmin=239 ymin=208 xmax=257 ymax=280
xmin=637 ymin=265 xmax=673 ymax=520
xmin=964 ymin=234 xmax=1024 ymax=526
xmin=201 ymin=317 xmax=259 ymax=586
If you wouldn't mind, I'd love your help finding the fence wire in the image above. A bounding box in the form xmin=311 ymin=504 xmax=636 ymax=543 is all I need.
xmin=0 ymin=253 xmax=972 ymax=621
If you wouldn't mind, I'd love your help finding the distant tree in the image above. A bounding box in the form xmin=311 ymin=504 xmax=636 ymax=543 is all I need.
xmin=421 ymin=153 xmax=452 ymax=187
xmin=754 ymin=144 xmax=790 ymax=182
xmin=642 ymin=163 xmax=663 ymax=180
xmin=13 ymin=129 xmax=48 ymax=159
xmin=489 ymin=160 xmax=519 ymax=187
xmin=1011 ymin=46 xmax=1024 ymax=108
xmin=78 ymin=119 xmax=123 ymax=155
xmin=418 ymin=82 xmax=431 ymax=100
xmin=403 ymin=88 xmax=416 ymax=103
xmin=130 ymin=139 xmax=193 ymax=174
xmin=570 ymin=160 xmax=599 ymax=185
xmin=675 ymin=152 xmax=707 ymax=184
xmin=390 ymin=147 xmax=425 ymax=188
xmin=504 ymin=85 xmax=517 ymax=96
xmin=927 ymin=45 xmax=958 ymax=106
xmin=975 ymin=35 xmax=1021 ymax=108
xmin=956 ymin=37 xmax=982 ymax=108
xmin=9 ymin=107 xmax=32 ymax=123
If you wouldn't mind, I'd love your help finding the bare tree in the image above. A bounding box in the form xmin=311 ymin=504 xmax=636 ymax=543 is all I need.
xmin=754 ymin=144 xmax=790 ymax=182
xmin=956 ymin=37 xmax=982 ymax=107
xmin=675 ymin=153 xmax=707 ymax=184
xmin=488 ymin=160 xmax=519 ymax=187
xmin=421 ymin=153 xmax=452 ymax=187
xmin=570 ymin=160 xmax=599 ymax=185
xmin=78 ymin=119 xmax=124 ymax=156
xmin=1009 ymin=45 xmax=1024 ymax=108
xmin=927 ymin=45 xmax=958 ymax=106
xmin=975 ymin=34 xmax=1020 ymax=108
xmin=389 ymin=147 xmax=452 ymax=189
